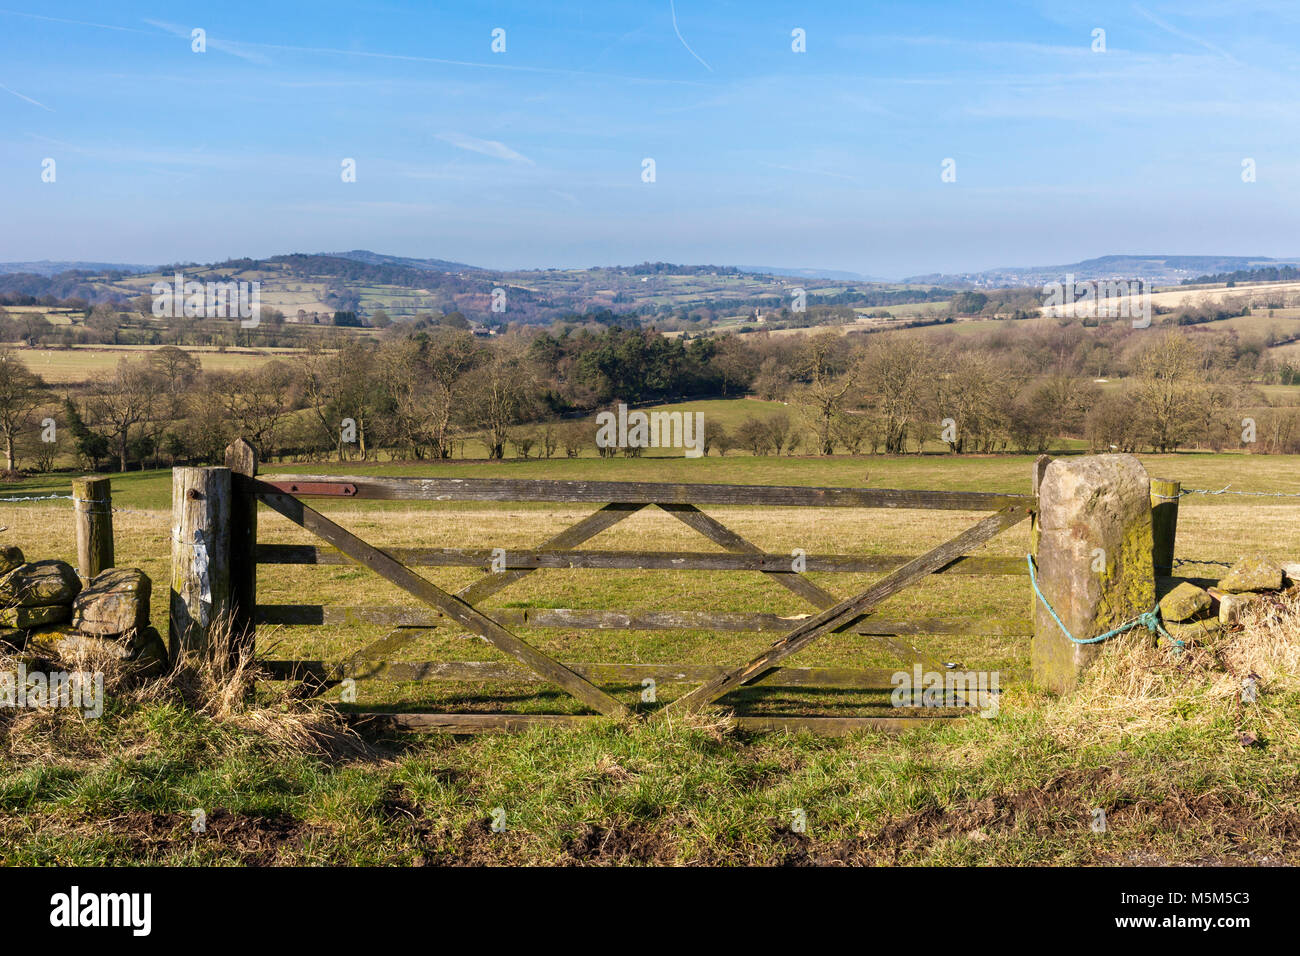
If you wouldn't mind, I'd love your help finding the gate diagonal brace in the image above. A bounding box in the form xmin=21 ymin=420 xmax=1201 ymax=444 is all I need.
xmin=664 ymin=506 xmax=1030 ymax=714
xmin=656 ymin=502 xmax=953 ymax=675
xmin=255 ymin=485 xmax=630 ymax=719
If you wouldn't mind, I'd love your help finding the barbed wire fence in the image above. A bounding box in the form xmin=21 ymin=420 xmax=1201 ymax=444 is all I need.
xmin=0 ymin=493 xmax=166 ymax=518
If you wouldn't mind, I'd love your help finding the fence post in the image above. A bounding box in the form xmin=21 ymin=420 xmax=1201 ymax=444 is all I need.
xmin=169 ymin=467 xmax=232 ymax=662
xmin=72 ymin=475 xmax=113 ymax=581
xmin=1029 ymin=454 xmax=1052 ymax=557
xmin=1032 ymin=454 xmax=1155 ymax=693
xmin=1150 ymin=478 xmax=1180 ymax=577
xmin=224 ymin=439 xmax=258 ymax=665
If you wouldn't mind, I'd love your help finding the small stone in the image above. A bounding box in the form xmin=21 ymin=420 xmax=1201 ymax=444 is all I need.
xmin=71 ymin=568 xmax=151 ymax=636
xmin=0 ymin=560 xmax=81 ymax=607
xmin=0 ymin=546 xmax=23 ymax=575
xmin=1218 ymin=591 xmax=1262 ymax=627
xmin=1281 ymin=562 xmax=1300 ymax=586
xmin=0 ymin=604 xmax=70 ymax=628
xmin=1219 ymin=553 xmax=1283 ymax=593
xmin=26 ymin=624 xmax=168 ymax=677
xmin=1158 ymin=582 xmax=1212 ymax=622
xmin=126 ymin=627 xmax=169 ymax=676
xmin=1160 ymin=617 xmax=1224 ymax=647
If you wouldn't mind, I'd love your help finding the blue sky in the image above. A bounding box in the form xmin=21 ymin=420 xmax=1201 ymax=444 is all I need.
xmin=0 ymin=1 xmax=1295 ymax=277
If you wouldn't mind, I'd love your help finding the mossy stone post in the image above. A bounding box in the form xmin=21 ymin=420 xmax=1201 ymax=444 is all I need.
xmin=1032 ymin=454 xmax=1155 ymax=693
xmin=170 ymin=467 xmax=232 ymax=662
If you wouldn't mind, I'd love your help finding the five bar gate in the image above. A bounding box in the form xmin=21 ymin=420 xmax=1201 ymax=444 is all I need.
xmin=188 ymin=441 xmax=1036 ymax=734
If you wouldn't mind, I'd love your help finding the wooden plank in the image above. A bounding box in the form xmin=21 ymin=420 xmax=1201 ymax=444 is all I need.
xmin=254 ymin=485 xmax=629 ymax=718
xmin=255 ymin=543 xmax=1026 ymax=575
xmin=259 ymin=475 xmax=1034 ymax=511
xmin=254 ymin=604 xmax=1034 ymax=636
xmin=262 ymin=658 xmax=924 ymax=688
xmin=658 ymin=503 xmax=952 ymax=673
xmin=665 ymin=505 xmax=1032 ymax=713
xmin=365 ymin=713 xmax=596 ymax=733
xmin=348 ymin=626 xmax=423 ymax=665
xmin=360 ymin=712 xmax=964 ymax=735
xmin=731 ymin=715 xmax=966 ymax=735
xmin=456 ymin=502 xmax=644 ymax=605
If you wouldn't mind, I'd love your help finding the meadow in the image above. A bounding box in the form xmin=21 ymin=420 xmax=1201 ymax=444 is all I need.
xmin=1 ymin=450 xmax=1298 ymax=864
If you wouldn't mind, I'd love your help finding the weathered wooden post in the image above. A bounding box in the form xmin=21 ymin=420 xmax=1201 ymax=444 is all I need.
xmin=224 ymin=439 xmax=258 ymax=665
xmin=1032 ymin=454 xmax=1155 ymax=693
xmin=1150 ymin=478 xmax=1180 ymax=577
xmin=72 ymin=476 xmax=113 ymax=581
xmin=1029 ymin=454 xmax=1052 ymax=557
xmin=170 ymin=467 xmax=232 ymax=661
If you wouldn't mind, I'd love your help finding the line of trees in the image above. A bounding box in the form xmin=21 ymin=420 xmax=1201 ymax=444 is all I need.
xmin=1 ymin=318 xmax=1298 ymax=475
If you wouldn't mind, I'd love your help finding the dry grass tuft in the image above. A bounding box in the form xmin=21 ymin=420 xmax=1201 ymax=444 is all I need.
xmin=1 ymin=613 xmax=373 ymax=763
xmin=1048 ymin=588 xmax=1300 ymax=744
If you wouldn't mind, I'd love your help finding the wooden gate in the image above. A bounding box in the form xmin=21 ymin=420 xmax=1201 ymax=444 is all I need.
xmin=210 ymin=447 xmax=1034 ymax=734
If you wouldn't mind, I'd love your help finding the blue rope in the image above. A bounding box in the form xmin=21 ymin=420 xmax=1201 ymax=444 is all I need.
xmin=1026 ymin=554 xmax=1181 ymax=650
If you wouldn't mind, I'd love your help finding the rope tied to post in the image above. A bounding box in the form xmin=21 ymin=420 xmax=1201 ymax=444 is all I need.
xmin=1026 ymin=554 xmax=1182 ymax=650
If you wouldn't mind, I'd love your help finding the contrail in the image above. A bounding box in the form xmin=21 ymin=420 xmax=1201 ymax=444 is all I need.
xmin=670 ymin=0 xmax=712 ymax=72
xmin=0 ymin=83 xmax=52 ymax=111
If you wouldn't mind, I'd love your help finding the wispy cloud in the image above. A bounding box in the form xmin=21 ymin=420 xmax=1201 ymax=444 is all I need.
xmin=1132 ymin=4 xmax=1242 ymax=65
xmin=0 ymin=9 xmax=153 ymax=34
xmin=0 ymin=83 xmax=52 ymax=110
xmin=669 ymin=0 xmax=712 ymax=72
xmin=758 ymin=161 xmax=857 ymax=183
xmin=436 ymin=132 xmax=535 ymax=165
xmin=143 ymin=19 xmax=270 ymax=64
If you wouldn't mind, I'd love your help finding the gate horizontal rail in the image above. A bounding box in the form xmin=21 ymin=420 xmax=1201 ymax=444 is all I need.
xmin=255 ymin=604 xmax=1033 ymax=635
xmin=256 ymin=544 xmax=1028 ymax=575
xmin=262 ymin=474 xmax=1033 ymax=511
xmin=187 ymin=443 xmax=1032 ymax=735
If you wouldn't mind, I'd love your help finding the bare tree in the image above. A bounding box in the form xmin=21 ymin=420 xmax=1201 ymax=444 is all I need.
xmin=86 ymin=358 xmax=164 ymax=471
xmin=0 ymin=348 xmax=47 ymax=471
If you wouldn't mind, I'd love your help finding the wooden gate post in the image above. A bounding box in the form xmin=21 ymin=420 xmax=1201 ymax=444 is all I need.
xmin=224 ymin=439 xmax=258 ymax=665
xmin=1032 ymin=454 xmax=1155 ymax=693
xmin=1150 ymin=478 xmax=1180 ymax=576
xmin=71 ymin=475 xmax=113 ymax=581
xmin=170 ymin=467 xmax=233 ymax=661
xmin=1029 ymin=454 xmax=1052 ymax=557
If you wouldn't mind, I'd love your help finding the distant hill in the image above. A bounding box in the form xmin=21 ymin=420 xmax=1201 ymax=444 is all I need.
xmin=0 ymin=250 xmax=936 ymax=323
xmin=326 ymin=250 xmax=484 ymax=273
xmin=0 ymin=260 xmax=156 ymax=277
xmin=1181 ymin=264 xmax=1300 ymax=286
xmin=732 ymin=265 xmax=888 ymax=282
xmin=904 ymin=255 xmax=1300 ymax=288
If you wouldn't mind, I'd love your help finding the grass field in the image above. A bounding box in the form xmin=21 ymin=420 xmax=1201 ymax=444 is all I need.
xmin=15 ymin=345 xmax=306 ymax=384
xmin=2 ymin=451 xmax=1298 ymax=864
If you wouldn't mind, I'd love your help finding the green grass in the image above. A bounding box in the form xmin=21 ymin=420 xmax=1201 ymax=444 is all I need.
xmin=2 ymin=687 xmax=1295 ymax=865
xmin=3 ymin=450 xmax=1299 ymax=864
